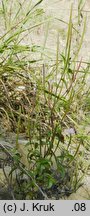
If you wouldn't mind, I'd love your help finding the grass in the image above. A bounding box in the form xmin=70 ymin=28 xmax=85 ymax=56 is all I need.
xmin=0 ymin=0 xmax=90 ymax=200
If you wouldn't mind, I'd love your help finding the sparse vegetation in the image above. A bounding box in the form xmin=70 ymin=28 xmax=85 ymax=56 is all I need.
xmin=0 ymin=0 xmax=90 ymax=200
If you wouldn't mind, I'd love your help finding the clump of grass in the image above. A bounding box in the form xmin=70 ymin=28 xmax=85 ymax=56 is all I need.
xmin=0 ymin=1 xmax=90 ymax=200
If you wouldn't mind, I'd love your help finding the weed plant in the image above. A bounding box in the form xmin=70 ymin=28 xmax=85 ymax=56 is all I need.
xmin=0 ymin=0 xmax=90 ymax=199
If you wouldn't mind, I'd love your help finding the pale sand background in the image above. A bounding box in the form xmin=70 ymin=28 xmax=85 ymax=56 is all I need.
xmin=28 ymin=0 xmax=90 ymax=62
xmin=0 ymin=0 xmax=90 ymax=62
xmin=0 ymin=0 xmax=90 ymax=199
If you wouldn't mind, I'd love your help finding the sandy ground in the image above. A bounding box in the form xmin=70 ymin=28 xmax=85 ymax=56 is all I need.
xmin=28 ymin=0 xmax=90 ymax=62
xmin=0 ymin=0 xmax=90 ymax=62
xmin=0 ymin=0 xmax=90 ymax=200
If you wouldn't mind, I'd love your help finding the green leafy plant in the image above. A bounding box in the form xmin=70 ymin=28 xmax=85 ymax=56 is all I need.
xmin=0 ymin=0 xmax=90 ymax=200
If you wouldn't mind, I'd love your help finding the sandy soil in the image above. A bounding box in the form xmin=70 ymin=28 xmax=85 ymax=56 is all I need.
xmin=29 ymin=0 xmax=90 ymax=62
xmin=0 ymin=0 xmax=90 ymax=200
